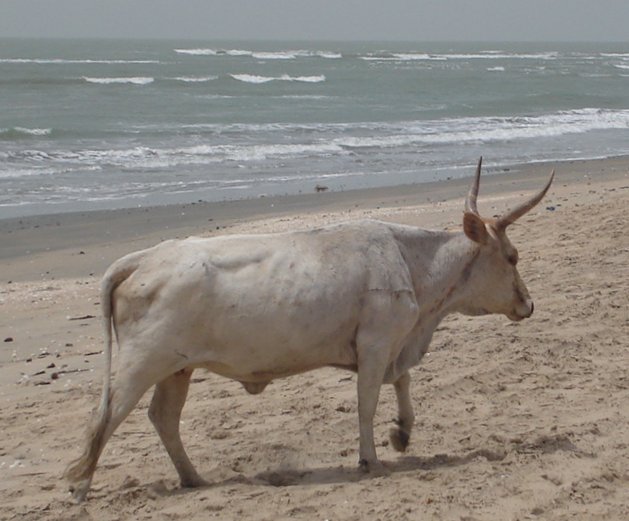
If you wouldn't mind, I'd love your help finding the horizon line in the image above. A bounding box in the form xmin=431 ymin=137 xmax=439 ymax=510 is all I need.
xmin=1 ymin=36 xmax=629 ymax=45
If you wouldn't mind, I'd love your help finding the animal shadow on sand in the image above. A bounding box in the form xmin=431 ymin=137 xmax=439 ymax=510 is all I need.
xmin=254 ymin=449 xmax=508 ymax=488
xmin=97 ymin=433 xmax=583 ymax=502
xmin=253 ymin=432 xmax=583 ymax=488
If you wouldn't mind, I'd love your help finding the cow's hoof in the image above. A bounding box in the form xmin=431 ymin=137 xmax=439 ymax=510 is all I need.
xmin=389 ymin=426 xmax=410 ymax=452
xmin=68 ymin=480 xmax=90 ymax=503
xmin=358 ymin=459 xmax=391 ymax=477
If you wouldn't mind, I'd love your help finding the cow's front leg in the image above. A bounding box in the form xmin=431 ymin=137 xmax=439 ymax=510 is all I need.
xmin=389 ymin=371 xmax=414 ymax=452
xmin=355 ymin=290 xmax=418 ymax=475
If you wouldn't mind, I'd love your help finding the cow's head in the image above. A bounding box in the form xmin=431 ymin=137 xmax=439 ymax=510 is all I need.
xmin=461 ymin=158 xmax=554 ymax=321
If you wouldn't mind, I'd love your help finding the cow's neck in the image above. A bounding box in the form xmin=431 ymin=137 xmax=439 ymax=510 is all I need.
xmin=408 ymin=230 xmax=480 ymax=321
xmin=384 ymin=229 xmax=481 ymax=383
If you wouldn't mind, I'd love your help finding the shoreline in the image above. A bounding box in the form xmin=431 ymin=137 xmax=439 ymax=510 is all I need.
xmin=2 ymin=156 xmax=629 ymax=283
xmin=3 ymin=154 xmax=628 ymax=225
xmin=3 ymin=155 xmax=628 ymax=250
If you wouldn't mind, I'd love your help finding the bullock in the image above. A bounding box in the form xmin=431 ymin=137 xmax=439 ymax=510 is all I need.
xmin=66 ymin=158 xmax=554 ymax=501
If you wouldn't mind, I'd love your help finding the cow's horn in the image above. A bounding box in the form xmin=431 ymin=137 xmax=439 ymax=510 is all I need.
xmin=464 ymin=157 xmax=483 ymax=215
xmin=496 ymin=170 xmax=555 ymax=229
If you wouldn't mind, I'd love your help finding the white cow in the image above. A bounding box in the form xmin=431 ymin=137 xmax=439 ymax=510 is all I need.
xmin=66 ymin=159 xmax=554 ymax=501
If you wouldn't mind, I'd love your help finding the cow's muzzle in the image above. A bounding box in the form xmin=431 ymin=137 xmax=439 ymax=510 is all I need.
xmin=509 ymin=299 xmax=534 ymax=321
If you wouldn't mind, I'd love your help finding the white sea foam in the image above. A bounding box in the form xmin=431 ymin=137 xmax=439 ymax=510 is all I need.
xmin=5 ymin=107 xmax=629 ymax=210
xmin=416 ymin=109 xmax=629 ymax=145
xmin=613 ymin=64 xmax=629 ymax=70
xmin=360 ymin=54 xmax=443 ymax=62
xmin=225 ymin=49 xmax=253 ymax=56
xmin=173 ymin=48 xmax=341 ymax=59
xmin=111 ymin=108 xmax=629 ymax=147
xmin=82 ymin=77 xmax=154 ymax=85
xmin=19 ymin=127 xmax=51 ymax=136
xmin=7 ymin=109 xmax=628 ymax=177
xmin=230 ymin=74 xmax=274 ymax=84
xmin=316 ymin=51 xmax=342 ymax=59
xmin=252 ymin=51 xmax=299 ymax=60
xmin=289 ymin=75 xmax=326 ymax=83
xmin=174 ymin=48 xmax=217 ymax=56
xmin=1 ymin=127 xmax=52 ymax=137
xmin=0 ymin=167 xmax=58 ymax=179
xmin=0 ymin=165 xmax=105 ymax=179
xmin=393 ymin=53 xmax=446 ymax=61
xmin=487 ymin=66 xmax=505 ymax=72
xmin=361 ymin=52 xmax=558 ymax=62
xmin=230 ymin=74 xmax=326 ymax=84
xmin=442 ymin=52 xmax=558 ymax=60
xmin=239 ymin=109 xmax=629 ymax=151
xmin=169 ymin=76 xmax=218 ymax=82
xmin=22 ymin=109 xmax=629 ymax=170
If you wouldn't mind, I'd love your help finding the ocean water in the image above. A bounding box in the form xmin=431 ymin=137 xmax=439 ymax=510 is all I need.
xmin=2 ymin=39 xmax=629 ymax=218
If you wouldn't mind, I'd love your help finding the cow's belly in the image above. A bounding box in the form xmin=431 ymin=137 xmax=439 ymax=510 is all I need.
xmin=139 ymin=264 xmax=364 ymax=381
xmin=192 ymin=295 xmax=361 ymax=381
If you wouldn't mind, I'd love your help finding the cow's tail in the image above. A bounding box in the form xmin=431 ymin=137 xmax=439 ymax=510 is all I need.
xmin=65 ymin=250 xmax=145 ymax=490
xmin=97 ymin=250 xmax=145 ymax=422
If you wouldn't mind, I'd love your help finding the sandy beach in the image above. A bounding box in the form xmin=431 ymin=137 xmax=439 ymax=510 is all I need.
xmin=1 ymin=157 xmax=628 ymax=520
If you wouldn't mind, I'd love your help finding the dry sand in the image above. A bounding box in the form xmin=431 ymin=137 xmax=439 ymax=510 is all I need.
xmin=1 ymin=157 xmax=628 ymax=520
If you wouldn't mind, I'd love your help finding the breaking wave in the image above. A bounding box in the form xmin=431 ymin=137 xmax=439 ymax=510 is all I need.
xmin=82 ymin=76 xmax=154 ymax=85
xmin=230 ymin=74 xmax=326 ymax=84
xmin=174 ymin=48 xmax=342 ymax=59
xmin=361 ymin=52 xmax=559 ymax=62
xmin=168 ymin=76 xmax=218 ymax=82
xmin=173 ymin=48 xmax=217 ymax=56
xmin=0 ymin=127 xmax=53 ymax=139
xmin=5 ymin=109 xmax=629 ymax=175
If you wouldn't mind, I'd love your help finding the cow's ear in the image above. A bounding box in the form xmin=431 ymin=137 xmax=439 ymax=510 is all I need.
xmin=463 ymin=212 xmax=488 ymax=244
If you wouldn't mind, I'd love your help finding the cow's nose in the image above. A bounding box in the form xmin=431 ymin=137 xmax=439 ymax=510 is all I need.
xmin=513 ymin=299 xmax=534 ymax=321
xmin=521 ymin=299 xmax=534 ymax=318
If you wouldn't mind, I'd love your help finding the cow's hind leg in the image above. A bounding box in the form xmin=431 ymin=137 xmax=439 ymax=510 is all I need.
xmin=65 ymin=350 xmax=180 ymax=502
xmin=389 ymin=371 xmax=415 ymax=452
xmin=148 ymin=368 xmax=207 ymax=488
xmin=356 ymin=343 xmax=390 ymax=475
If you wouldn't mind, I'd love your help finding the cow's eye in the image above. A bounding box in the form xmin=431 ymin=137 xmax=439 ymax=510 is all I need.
xmin=507 ymin=254 xmax=518 ymax=266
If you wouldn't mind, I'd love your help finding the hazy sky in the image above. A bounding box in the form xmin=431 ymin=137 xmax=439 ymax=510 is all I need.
xmin=2 ymin=0 xmax=629 ymax=42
